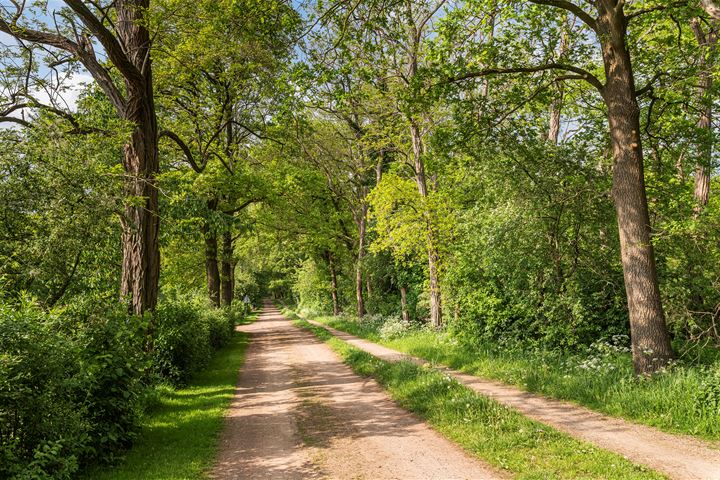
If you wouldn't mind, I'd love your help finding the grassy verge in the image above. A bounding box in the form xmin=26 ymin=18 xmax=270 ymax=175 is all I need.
xmin=310 ymin=314 xmax=720 ymax=441
xmin=85 ymin=321 xmax=252 ymax=480
xmin=294 ymin=316 xmax=664 ymax=480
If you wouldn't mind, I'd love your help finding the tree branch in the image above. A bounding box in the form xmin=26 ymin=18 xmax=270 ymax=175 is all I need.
xmin=626 ymin=1 xmax=688 ymax=20
xmin=63 ymin=0 xmax=143 ymax=87
xmin=0 ymin=100 xmax=105 ymax=134
xmin=0 ymin=10 xmax=126 ymax=111
xmin=158 ymin=130 xmax=208 ymax=173
xmin=446 ymin=63 xmax=604 ymax=92
xmin=701 ymin=0 xmax=720 ymax=20
xmin=223 ymin=198 xmax=262 ymax=215
xmin=635 ymin=72 xmax=664 ymax=97
xmin=0 ymin=116 xmax=31 ymax=127
xmin=526 ymin=0 xmax=598 ymax=32
xmin=0 ymin=17 xmax=76 ymax=51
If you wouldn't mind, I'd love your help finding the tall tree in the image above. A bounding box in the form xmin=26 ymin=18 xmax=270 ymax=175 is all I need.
xmin=446 ymin=0 xmax=687 ymax=373
xmin=0 ymin=1 xmax=160 ymax=317
xmin=154 ymin=0 xmax=299 ymax=306
xmin=689 ymin=17 xmax=717 ymax=211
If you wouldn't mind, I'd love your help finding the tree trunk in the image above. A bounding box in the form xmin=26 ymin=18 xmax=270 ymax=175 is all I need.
xmin=690 ymin=18 xmax=715 ymax=211
xmin=598 ymin=3 xmax=674 ymax=374
xmin=427 ymin=241 xmax=442 ymax=328
xmin=410 ymin=120 xmax=443 ymax=327
xmin=220 ymin=230 xmax=234 ymax=306
xmin=201 ymin=221 xmax=221 ymax=308
xmin=327 ymin=251 xmax=340 ymax=316
xmin=376 ymin=150 xmax=385 ymax=184
xmin=400 ymin=285 xmax=410 ymax=323
xmin=356 ymin=204 xmax=367 ymax=318
xmin=548 ymin=84 xmax=563 ymax=144
xmin=117 ymin=1 xmax=159 ymax=318
xmin=200 ymin=198 xmax=221 ymax=307
xmin=548 ymin=21 xmax=570 ymax=144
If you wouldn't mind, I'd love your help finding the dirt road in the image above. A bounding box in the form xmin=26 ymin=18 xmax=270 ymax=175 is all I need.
xmin=312 ymin=321 xmax=720 ymax=480
xmin=210 ymin=305 xmax=500 ymax=480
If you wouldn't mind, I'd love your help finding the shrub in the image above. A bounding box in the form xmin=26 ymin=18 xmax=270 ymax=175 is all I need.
xmin=0 ymin=295 xmax=238 ymax=479
xmin=0 ymin=298 xmax=146 ymax=479
xmin=205 ymin=307 xmax=234 ymax=350
xmin=696 ymin=367 xmax=720 ymax=424
xmin=152 ymin=299 xmax=212 ymax=384
xmin=378 ymin=315 xmax=414 ymax=340
xmin=152 ymin=298 xmax=238 ymax=385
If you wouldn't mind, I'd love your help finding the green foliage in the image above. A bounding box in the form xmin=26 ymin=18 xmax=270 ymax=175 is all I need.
xmin=85 ymin=332 xmax=250 ymax=480
xmin=0 ymin=295 xmax=243 ymax=479
xmin=292 ymin=258 xmax=332 ymax=313
xmin=318 ymin=315 xmax=720 ymax=440
xmin=0 ymin=298 xmax=145 ymax=479
xmin=153 ymin=298 xmax=237 ymax=384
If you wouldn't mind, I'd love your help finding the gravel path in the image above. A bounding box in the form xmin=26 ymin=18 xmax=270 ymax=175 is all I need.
xmin=210 ymin=305 xmax=501 ymax=479
xmin=310 ymin=320 xmax=720 ymax=480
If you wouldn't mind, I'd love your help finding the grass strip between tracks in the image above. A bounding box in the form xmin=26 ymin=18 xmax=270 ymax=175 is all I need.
xmin=294 ymin=315 xmax=664 ymax=480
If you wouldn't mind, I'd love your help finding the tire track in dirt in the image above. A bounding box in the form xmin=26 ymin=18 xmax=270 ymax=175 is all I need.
xmin=310 ymin=320 xmax=720 ymax=480
xmin=210 ymin=305 xmax=500 ymax=479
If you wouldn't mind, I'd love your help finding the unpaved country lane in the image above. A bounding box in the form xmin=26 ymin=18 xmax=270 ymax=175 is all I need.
xmin=210 ymin=304 xmax=501 ymax=480
xmin=310 ymin=320 xmax=720 ymax=480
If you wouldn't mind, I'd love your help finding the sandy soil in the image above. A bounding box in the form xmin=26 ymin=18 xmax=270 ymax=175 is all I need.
xmin=210 ymin=305 xmax=501 ymax=480
xmin=312 ymin=321 xmax=720 ymax=480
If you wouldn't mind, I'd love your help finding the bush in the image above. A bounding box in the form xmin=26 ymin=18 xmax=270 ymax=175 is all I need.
xmin=152 ymin=299 xmax=212 ymax=384
xmin=205 ymin=307 xmax=234 ymax=350
xmin=0 ymin=295 xmax=239 ymax=479
xmin=152 ymin=298 xmax=238 ymax=385
xmin=0 ymin=298 xmax=146 ymax=479
xmin=378 ymin=315 xmax=414 ymax=340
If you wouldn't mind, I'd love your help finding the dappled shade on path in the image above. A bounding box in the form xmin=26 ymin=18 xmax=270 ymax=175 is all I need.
xmin=210 ymin=304 xmax=500 ymax=479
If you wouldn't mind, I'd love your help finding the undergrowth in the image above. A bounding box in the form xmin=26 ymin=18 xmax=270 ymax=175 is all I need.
xmin=84 ymin=316 xmax=253 ymax=480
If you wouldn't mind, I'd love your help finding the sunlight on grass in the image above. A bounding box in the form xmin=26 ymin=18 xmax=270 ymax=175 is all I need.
xmin=85 ymin=331 xmax=249 ymax=480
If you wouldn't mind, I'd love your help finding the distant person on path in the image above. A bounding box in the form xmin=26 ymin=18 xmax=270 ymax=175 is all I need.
xmin=243 ymin=294 xmax=251 ymax=312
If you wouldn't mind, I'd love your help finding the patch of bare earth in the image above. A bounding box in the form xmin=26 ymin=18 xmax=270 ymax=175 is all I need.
xmin=210 ymin=305 xmax=501 ymax=480
xmin=312 ymin=321 xmax=720 ymax=480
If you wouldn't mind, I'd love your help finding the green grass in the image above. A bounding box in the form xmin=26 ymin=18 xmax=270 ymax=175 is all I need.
xmin=85 ymin=327 xmax=251 ymax=480
xmin=312 ymin=314 xmax=720 ymax=441
xmin=294 ymin=317 xmax=664 ymax=480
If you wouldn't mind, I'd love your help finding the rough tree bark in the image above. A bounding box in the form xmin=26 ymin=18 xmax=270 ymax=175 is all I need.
xmin=548 ymin=26 xmax=570 ymax=144
xmin=202 ymin=228 xmax=221 ymax=309
xmin=220 ymin=231 xmax=234 ymax=306
xmin=690 ymin=18 xmax=716 ymax=211
xmin=356 ymin=205 xmax=367 ymax=317
xmin=326 ymin=250 xmax=340 ymax=316
xmin=597 ymin=1 xmax=674 ymax=374
xmin=117 ymin=2 xmax=159 ymax=317
xmin=400 ymin=285 xmax=410 ymax=323
xmin=0 ymin=0 xmax=162 ymax=317
xmin=202 ymin=199 xmax=220 ymax=307
xmin=411 ymin=120 xmax=443 ymax=327
xmin=702 ymin=0 xmax=720 ymax=20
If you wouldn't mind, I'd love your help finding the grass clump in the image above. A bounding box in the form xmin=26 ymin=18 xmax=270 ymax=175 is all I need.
xmin=296 ymin=318 xmax=665 ymax=480
xmin=314 ymin=314 xmax=720 ymax=441
xmin=84 ymin=327 xmax=250 ymax=480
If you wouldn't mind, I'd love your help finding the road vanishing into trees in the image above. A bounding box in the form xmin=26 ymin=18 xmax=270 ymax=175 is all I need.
xmin=210 ymin=305 xmax=500 ymax=479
